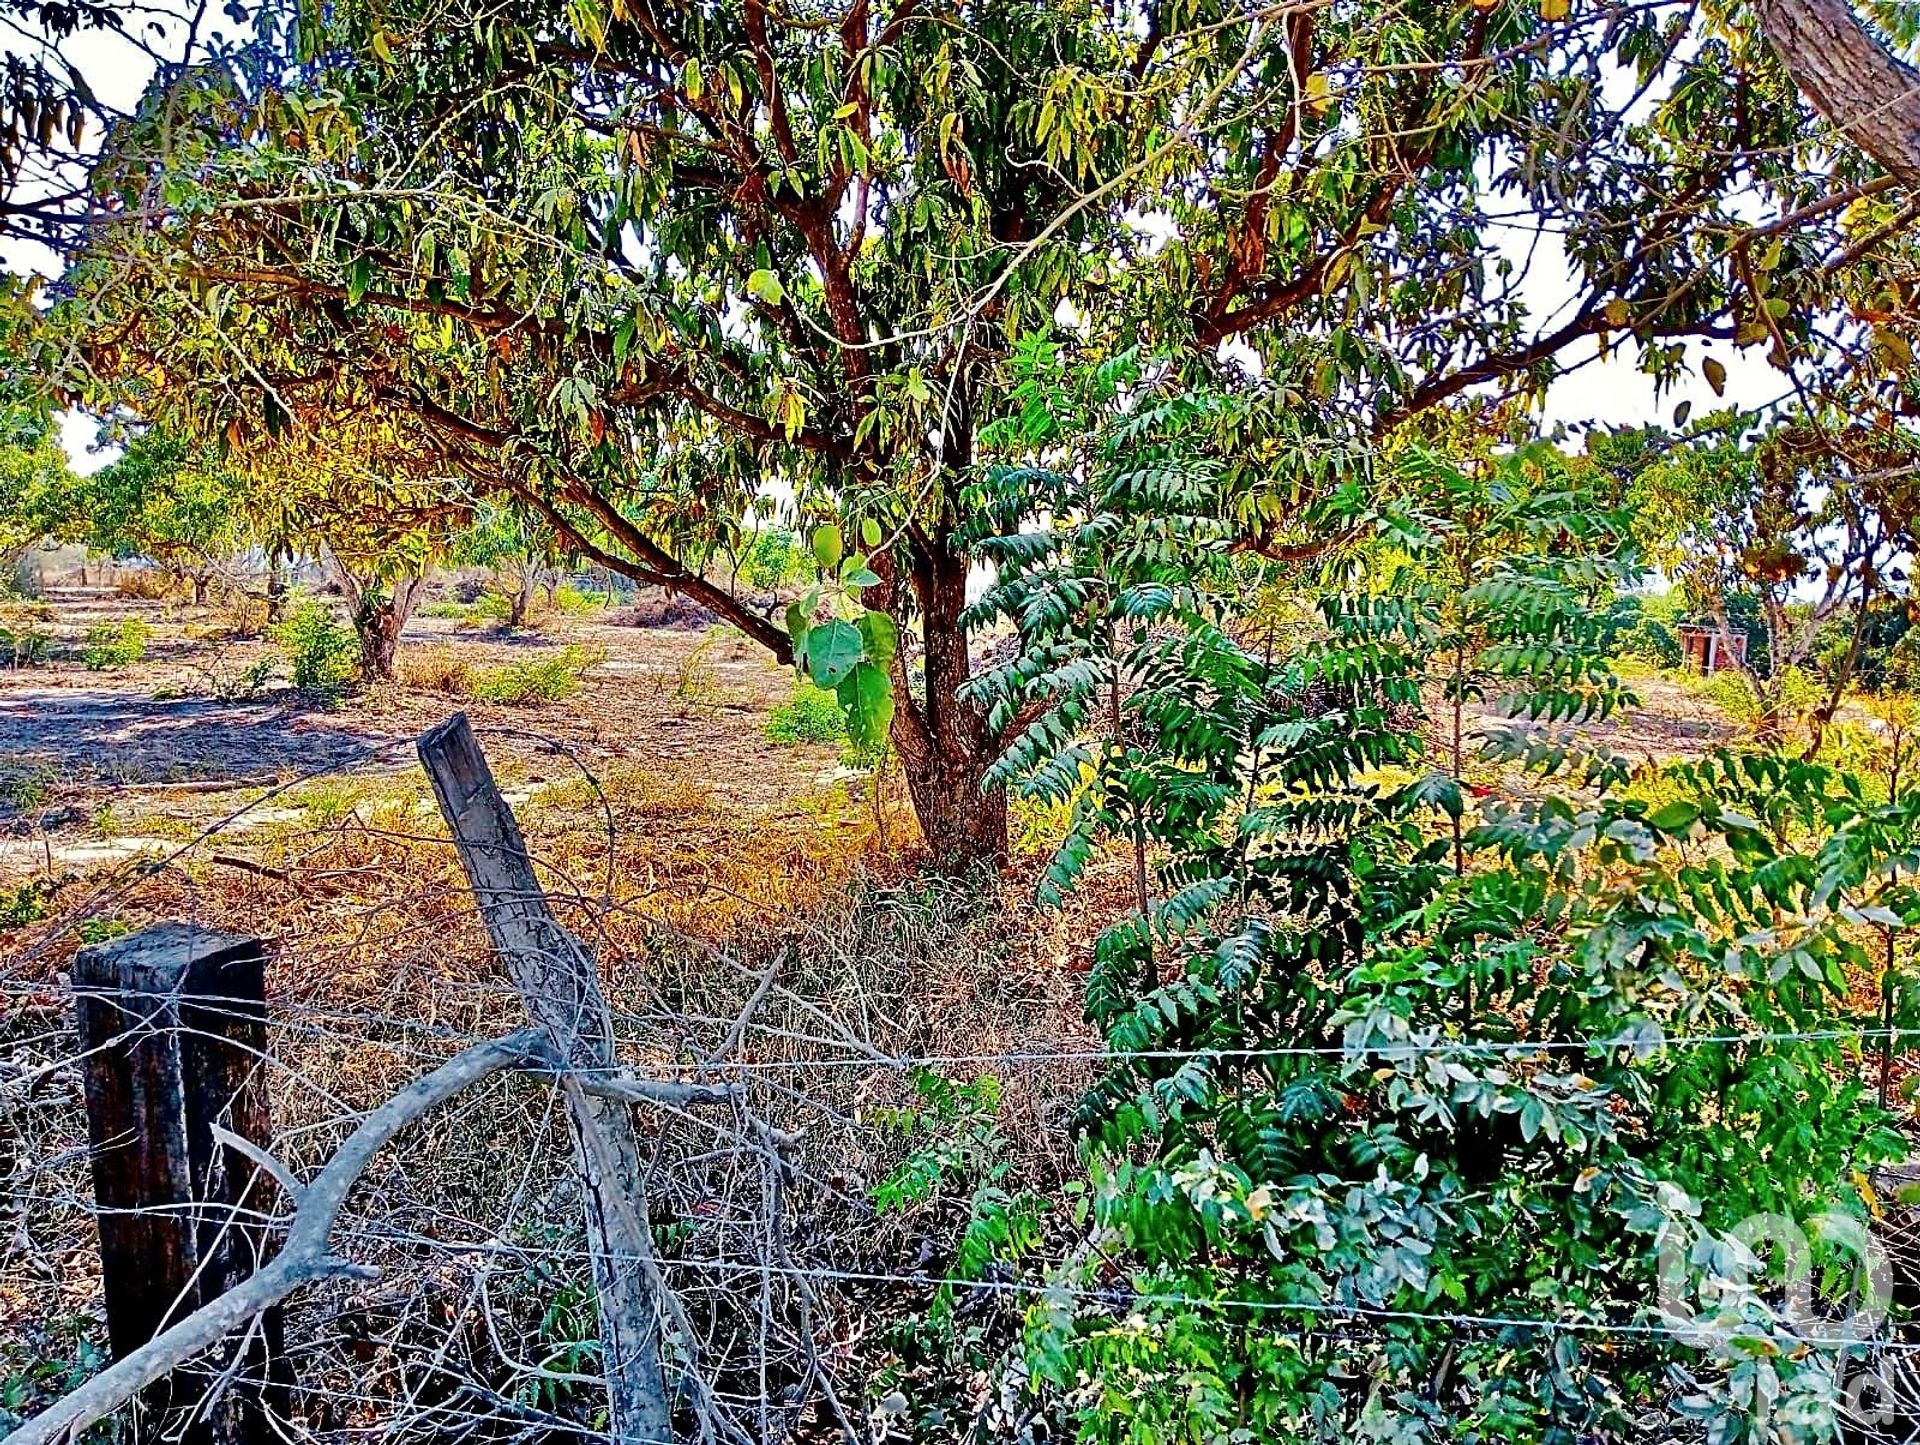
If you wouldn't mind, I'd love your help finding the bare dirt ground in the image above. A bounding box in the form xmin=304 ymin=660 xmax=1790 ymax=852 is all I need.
xmin=0 ymin=584 xmax=861 ymax=885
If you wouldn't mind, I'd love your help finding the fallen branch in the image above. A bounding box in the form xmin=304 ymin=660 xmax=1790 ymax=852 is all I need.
xmin=2 ymin=1028 xmax=541 ymax=1445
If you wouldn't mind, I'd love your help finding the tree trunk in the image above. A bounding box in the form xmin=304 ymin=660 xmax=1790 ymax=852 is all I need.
xmin=355 ymin=601 xmax=402 ymax=680
xmin=192 ymin=574 xmax=210 ymax=606
xmin=265 ymin=555 xmax=287 ymax=624
xmin=888 ymin=526 xmax=1007 ymax=867
xmin=896 ymin=725 xmax=1008 ymax=865
xmin=1757 ymin=0 xmax=1920 ymax=186
xmin=350 ymin=572 xmax=423 ymax=681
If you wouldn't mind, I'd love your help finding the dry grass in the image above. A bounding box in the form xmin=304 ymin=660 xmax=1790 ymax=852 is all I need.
xmin=395 ymin=643 xmax=476 ymax=695
xmin=0 ymin=711 xmax=1101 ymax=1441
xmin=0 ymin=580 xmax=1117 ymax=1440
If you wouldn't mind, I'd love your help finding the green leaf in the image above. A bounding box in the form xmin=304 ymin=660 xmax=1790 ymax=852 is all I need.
xmin=837 ymin=660 xmax=893 ymax=750
xmin=812 ymin=524 xmax=843 ymax=571
xmin=745 ymin=268 xmax=784 ymax=306
xmin=856 ymin=609 xmax=898 ymax=670
xmin=841 ymin=552 xmax=882 ymax=587
xmin=785 ymin=599 xmax=811 ymax=671
xmin=1648 ymin=799 xmax=1700 ymax=833
xmin=806 ymin=618 xmax=862 ymax=688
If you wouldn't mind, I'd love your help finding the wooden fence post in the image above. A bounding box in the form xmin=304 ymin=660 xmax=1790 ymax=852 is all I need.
xmin=71 ymin=924 xmax=285 ymax=1445
xmin=417 ymin=714 xmax=678 ymax=1443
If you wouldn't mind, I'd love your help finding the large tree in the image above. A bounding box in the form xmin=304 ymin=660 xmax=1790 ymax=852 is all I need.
xmin=53 ymin=0 xmax=1920 ymax=863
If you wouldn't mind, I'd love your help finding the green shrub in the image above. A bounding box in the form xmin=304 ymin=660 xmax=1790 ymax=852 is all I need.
xmin=272 ymin=599 xmax=358 ymax=699
xmin=470 ymin=644 xmax=603 ymax=705
xmin=81 ymin=618 xmax=149 ymax=670
xmin=1619 ymin=614 xmax=1681 ymax=668
xmin=470 ymin=588 xmax=515 ymax=624
xmin=1699 ymin=664 xmax=1822 ymax=727
xmin=552 ymin=583 xmax=608 ymax=613
xmin=765 ymin=682 xmax=847 ymax=744
xmin=0 ymin=879 xmax=51 ymax=930
xmin=0 ymin=604 xmax=51 ymax=667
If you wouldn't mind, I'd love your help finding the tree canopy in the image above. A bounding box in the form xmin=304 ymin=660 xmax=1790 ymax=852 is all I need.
xmin=41 ymin=0 xmax=1920 ymax=860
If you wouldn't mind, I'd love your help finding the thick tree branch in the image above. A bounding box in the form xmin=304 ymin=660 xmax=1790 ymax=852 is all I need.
xmin=1758 ymin=0 xmax=1920 ymax=187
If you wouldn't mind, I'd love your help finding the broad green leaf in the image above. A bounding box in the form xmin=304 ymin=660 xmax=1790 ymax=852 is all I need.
xmin=745 ymin=268 xmax=784 ymax=306
xmin=785 ymin=599 xmax=811 ymax=671
xmin=806 ymin=618 xmax=862 ymax=688
xmin=1648 ymin=800 xmax=1700 ymax=833
xmin=856 ymin=609 xmax=898 ymax=670
xmin=837 ymin=660 xmax=893 ymax=750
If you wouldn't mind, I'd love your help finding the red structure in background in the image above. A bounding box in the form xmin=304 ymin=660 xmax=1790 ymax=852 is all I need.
xmin=1677 ymin=623 xmax=1749 ymax=674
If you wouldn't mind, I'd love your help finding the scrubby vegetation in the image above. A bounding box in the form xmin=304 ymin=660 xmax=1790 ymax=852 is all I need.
xmin=12 ymin=0 xmax=1920 ymax=1439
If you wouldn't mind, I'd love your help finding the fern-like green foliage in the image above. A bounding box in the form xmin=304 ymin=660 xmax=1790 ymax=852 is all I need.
xmin=956 ymin=352 xmax=1920 ymax=1442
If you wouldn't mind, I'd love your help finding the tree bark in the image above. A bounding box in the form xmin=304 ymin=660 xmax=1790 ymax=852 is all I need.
xmin=354 ymin=601 xmax=402 ymax=680
xmin=887 ymin=519 xmax=1007 ymax=867
xmin=1758 ymin=0 xmax=1920 ymax=186
xmin=348 ymin=572 xmax=423 ymax=680
xmin=264 ymin=553 xmax=287 ymax=624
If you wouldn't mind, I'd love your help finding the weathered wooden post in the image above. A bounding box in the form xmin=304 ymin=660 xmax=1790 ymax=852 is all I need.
xmin=418 ymin=714 xmax=679 ymax=1443
xmin=71 ymin=924 xmax=285 ymax=1445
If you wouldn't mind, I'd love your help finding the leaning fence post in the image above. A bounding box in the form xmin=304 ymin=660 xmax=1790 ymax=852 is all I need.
xmin=71 ymin=924 xmax=285 ymax=1445
xmin=417 ymin=714 xmax=678 ymax=1443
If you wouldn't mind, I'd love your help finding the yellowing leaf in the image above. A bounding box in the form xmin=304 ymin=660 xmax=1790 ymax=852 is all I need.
xmin=1304 ymin=73 xmax=1333 ymax=114
xmin=1855 ymin=1168 xmax=1884 ymax=1221
xmin=1540 ymin=0 xmax=1570 ymax=20
xmin=1603 ymin=298 xmax=1630 ymax=327
xmin=1702 ymin=356 xmax=1727 ymax=395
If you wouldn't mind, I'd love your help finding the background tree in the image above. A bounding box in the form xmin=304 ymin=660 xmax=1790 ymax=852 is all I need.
xmin=449 ymin=505 xmax=563 ymax=630
xmin=75 ymin=430 xmax=253 ymax=602
xmin=57 ymin=0 xmax=1920 ymax=865
xmin=1630 ymin=415 xmax=1920 ymax=746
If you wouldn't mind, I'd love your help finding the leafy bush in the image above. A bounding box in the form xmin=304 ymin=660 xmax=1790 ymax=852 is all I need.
xmin=81 ymin=618 xmax=149 ymax=670
xmin=470 ymin=644 xmax=603 ymax=705
xmin=551 ymin=583 xmax=608 ymax=613
xmin=957 ymin=370 xmax=1909 ymax=1442
xmin=470 ymin=588 xmax=516 ymax=625
xmin=0 ymin=603 xmax=51 ymax=667
xmin=765 ymin=682 xmax=847 ymax=744
xmin=0 ymin=879 xmax=51 ymax=930
xmin=1699 ymin=662 xmax=1822 ymax=726
xmin=1619 ymin=613 xmax=1681 ymax=667
xmin=272 ymin=599 xmax=358 ymax=698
